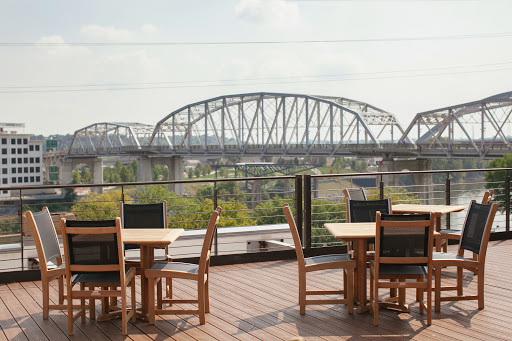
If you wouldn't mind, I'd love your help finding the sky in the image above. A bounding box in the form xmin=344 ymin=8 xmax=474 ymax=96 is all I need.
xmin=1 ymin=0 xmax=512 ymax=136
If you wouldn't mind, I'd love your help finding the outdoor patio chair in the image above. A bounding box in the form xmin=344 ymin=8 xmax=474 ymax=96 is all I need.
xmin=283 ymin=203 xmax=356 ymax=315
xmin=25 ymin=207 xmax=68 ymax=319
xmin=61 ymin=217 xmax=136 ymax=335
xmin=433 ymin=201 xmax=498 ymax=311
xmin=343 ymin=187 xmax=367 ymax=201
xmin=120 ymin=201 xmax=171 ymax=268
xmin=346 ymin=198 xmax=392 ymax=253
xmin=370 ymin=212 xmax=435 ymax=326
xmin=145 ymin=207 xmax=222 ymax=325
xmin=63 ymin=218 xmax=118 ymax=320
xmin=436 ymin=189 xmax=494 ymax=252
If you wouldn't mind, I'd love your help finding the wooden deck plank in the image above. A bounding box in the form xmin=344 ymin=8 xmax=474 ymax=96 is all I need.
xmin=1 ymin=239 xmax=512 ymax=340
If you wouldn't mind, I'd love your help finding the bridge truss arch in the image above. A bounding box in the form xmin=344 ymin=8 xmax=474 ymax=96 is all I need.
xmin=400 ymin=91 xmax=512 ymax=158
xmin=149 ymin=92 xmax=406 ymax=156
xmin=69 ymin=122 xmax=155 ymax=155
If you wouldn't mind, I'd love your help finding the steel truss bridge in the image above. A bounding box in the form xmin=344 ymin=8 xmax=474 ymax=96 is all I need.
xmin=67 ymin=91 xmax=512 ymax=160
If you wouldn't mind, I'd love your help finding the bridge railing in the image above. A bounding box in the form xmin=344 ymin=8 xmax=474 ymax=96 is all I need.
xmin=0 ymin=167 xmax=510 ymax=280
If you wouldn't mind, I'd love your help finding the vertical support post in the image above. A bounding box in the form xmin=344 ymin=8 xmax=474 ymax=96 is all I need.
xmin=121 ymin=185 xmax=125 ymax=203
xmin=506 ymin=170 xmax=510 ymax=232
xmin=379 ymin=175 xmax=384 ymax=200
xmin=213 ymin=182 xmax=218 ymax=256
xmin=303 ymin=175 xmax=312 ymax=249
xmin=295 ymin=175 xmax=303 ymax=243
xmin=19 ymin=189 xmax=23 ymax=271
xmin=445 ymin=173 xmax=451 ymax=230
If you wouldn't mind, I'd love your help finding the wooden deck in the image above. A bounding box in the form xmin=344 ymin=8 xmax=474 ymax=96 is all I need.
xmin=1 ymin=239 xmax=512 ymax=340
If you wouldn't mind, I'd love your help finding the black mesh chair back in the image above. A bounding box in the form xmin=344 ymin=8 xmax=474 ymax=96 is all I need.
xmin=348 ymin=198 xmax=391 ymax=223
xmin=121 ymin=202 xmax=166 ymax=250
xmin=30 ymin=208 xmax=61 ymax=267
xmin=460 ymin=202 xmax=494 ymax=255
xmin=378 ymin=213 xmax=432 ymax=262
xmin=65 ymin=219 xmax=117 ymax=228
xmin=345 ymin=188 xmax=367 ymax=201
xmin=63 ymin=218 xmax=122 ymax=272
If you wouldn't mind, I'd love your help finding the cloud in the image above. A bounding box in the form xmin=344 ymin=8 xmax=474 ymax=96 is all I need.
xmin=235 ymin=0 xmax=301 ymax=30
xmin=81 ymin=25 xmax=136 ymax=41
xmin=140 ymin=24 xmax=158 ymax=34
xmin=35 ymin=35 xmax=91 ymax=57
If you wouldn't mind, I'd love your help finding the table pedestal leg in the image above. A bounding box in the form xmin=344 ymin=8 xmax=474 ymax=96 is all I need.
xmin=354 ymin=239 xmax=369 ymax=313
xmin=139 ymin=245 xmax=154 ymax=321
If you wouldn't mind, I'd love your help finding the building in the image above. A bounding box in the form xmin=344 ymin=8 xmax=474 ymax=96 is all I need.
xmin=0 ymin=123 xmax=44 ymax=198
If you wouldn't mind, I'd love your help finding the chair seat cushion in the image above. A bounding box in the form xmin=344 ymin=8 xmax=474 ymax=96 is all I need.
xmin=125 ymin=254 xmax=170 ymax=263
xmin=72 ymin=270 xmax=129 ymax=284
xmin=305 ymin=253 xmax=353 ymax=266
xmin=147 ymin=261 xmax=199 ymax=275
xmin=378 ymin=264 xmax=427 ymax=276
xmin=439 ymin=229 xmax=462 ymax=235
xmin=432 ymin=252 xmax=467 ymax=261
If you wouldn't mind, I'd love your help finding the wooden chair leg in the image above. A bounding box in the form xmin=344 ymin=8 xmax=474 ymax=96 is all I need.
xmin=148 ymin=276 xmax=156 ymax=325
xmin=42 ymin=281 xmax=50 ymax=320
xmin=130 ymin=280 xmax=136 ymax=323
xmin=435 ymin=266 xmax=441 ymax=312
xmin=67 ymin=291 xmax=74 ymax=336
xmin=373 ymin=278 xmax=379 ymax=326
xmin=58 ymin=276 xmax=64 ymax=305
xmin=205 ymin=277 xmax=210 ymax=313
xmin=121 ymin=287 xmax=127 ymax=335
xmin=457 ymin=266 xmax=463 ymax=296
xmin=477 ymin=267 xmax=485 ymax=309
xmin=157 ymin=278 xmax=163 ymax=310
xmin=80 ymin=283 xmax=86 ymax=323
xmin=427 ymin=283 xmax=432 ymax=326
xmin=102 ymin=286 xmax=109 ymax=316
xmin=198 ymin=281 xmax=206 ymax=325
xmin=299 ymin=275 xmax=306 ymax=315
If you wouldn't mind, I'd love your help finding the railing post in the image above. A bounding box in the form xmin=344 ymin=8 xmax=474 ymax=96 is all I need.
xmin=303 ymin=175 xmax=312 ymax=249
xmin=445 ymin=173 xmax=451 ymax=230
xmin=121 ymin=185 xmax=125 ymax=203
xmin=294 ymin=175 xmax=303 ymax=243
xmin=213 ymin=181 xmax=218 ymax=256
xmin=379 ymin=175 xmax=384 ymax=200
xmin=506 ymin=170 xmax=510 ymax=232
xmin=19 ymin=189 xmax=23 ymax=271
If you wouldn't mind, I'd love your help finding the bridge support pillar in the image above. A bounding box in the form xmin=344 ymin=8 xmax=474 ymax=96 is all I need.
xmin=378 ymin=159 xmax=433 ymax=203
xmin=61 ymin=157 xmax=104 ymax=194
xmin=137 ymin=156 xmax=185 ymax=195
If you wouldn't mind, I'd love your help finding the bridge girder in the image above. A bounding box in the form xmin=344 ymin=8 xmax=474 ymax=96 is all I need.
xmin=399 ymin=91 xmax=512 ymax=158
xmin=149 ymin=92 xmax=406 ymax=156
xmin=69 ymin=122 xmax=154 ymax=154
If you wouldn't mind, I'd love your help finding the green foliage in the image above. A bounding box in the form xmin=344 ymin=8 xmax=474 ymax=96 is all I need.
xmin=485 ymin=154 xmax=512 ymax=211
xmin=187 ymin=168 xmax=194 ymax=179
xmin=253 ymin=196 xmax=291 ymax=225
xmin=104 ymin=159 xmax=137 ymax=183
xmin=201 ymin=165 xmax=211 ymax=177
xmin=72 ymin=190 xmax=128 ymax=219
xmin=365 ymin=187 xmax=422 ymax=204
xmin=135 ymin=185 xmax=173 ymax=204
xmin=0 ymin=217 xmax=19 ymax=234
xmin=194 ymin=167 xmax=201 ymax=178
xmin=216 ymin=199 xmax=255 ymax=227
xmin=152 ymin=165 xmax=169 ymax=181
xmin=72 ymin=168 xmax=81 ymax=184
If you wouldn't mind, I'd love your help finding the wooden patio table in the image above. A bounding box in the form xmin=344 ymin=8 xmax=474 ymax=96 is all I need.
xmin=325 ymin=221 xmax=442 ymax=313
xmin=392 ymin=204 xmax=466 ymax=251
xmin=324 ymin=222 xmax=375 ymax=313
xmin=122 ymin=228 xmax=184 ymax=321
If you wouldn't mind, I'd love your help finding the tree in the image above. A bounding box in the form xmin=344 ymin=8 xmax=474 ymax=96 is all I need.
xmin=202 ymin=165 xmax=211 ymax=177
xmin=318 ymin=156 xmax=327 ymax=167
xmin=187 ymin=168 xmax=194 ymax=179
xmin=253 ymin=196 xmax=290 ymax=225
xmin=80 ymin=166 xmax=91 ymax=183
xmin=194 ymin=167 xmax=201 ymax=178
xmin=72 ymin=168 xmax=81 ymax=184
xmin=130 ymin=159 xmax=138 ymax=178
xmin=72 ymin=191 xmax=129 ymax=219
xmin=120 ymin=166 xmax=135 ymax=182
xmin=485 ymin=154 xmax=512 ymax=211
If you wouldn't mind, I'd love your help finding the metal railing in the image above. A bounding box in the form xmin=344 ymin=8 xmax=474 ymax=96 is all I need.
xmin=0 ymin=167 xmax=510 ymax=278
